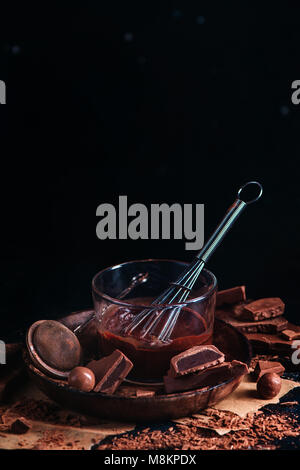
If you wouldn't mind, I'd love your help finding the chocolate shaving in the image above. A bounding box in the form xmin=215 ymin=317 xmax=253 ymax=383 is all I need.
xmin=96 ymin=408 xmax=300 ymax=450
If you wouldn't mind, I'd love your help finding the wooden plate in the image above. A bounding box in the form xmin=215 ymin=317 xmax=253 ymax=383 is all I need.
xmin=24 ymin=310 xmax=252 ymax=422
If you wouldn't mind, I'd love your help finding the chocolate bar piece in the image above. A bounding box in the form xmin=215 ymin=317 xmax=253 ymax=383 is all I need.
xmin=216 ymin=286 xmax=246 ymax=307
xmin=164 ymin=360 xmax=248 ymax=394
xmin=281 ymin=329 xmax=300 ymax=341
xmin=239 ymin=298 xmax=285 ymax=321
xmin=215 ymin=308 xmax=288 ymax=334
xmin=247 ymin=333 xmax=291 ymax=354
xmin=169 ymin=345 xmax=225 ymax=378
xmin=87 ymin=350 xmax=133 ymax=394
xmin=253 ymin=360 xmax=285 ymax=381
xmin=246 ymin=322 xmax=300 ymax=355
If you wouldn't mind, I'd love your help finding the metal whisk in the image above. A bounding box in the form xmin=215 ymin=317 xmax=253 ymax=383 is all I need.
xmin=124 ymin=181 xmax=263 ymax=342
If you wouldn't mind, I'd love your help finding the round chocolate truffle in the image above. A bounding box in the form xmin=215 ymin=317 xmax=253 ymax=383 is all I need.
xmin=68 ymin=367 xmax=95 ymax=392
xmin=257 ymin=372 xmax=281 ymax=399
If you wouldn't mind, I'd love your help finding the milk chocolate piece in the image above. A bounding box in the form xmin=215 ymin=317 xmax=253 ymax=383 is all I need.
xmin=87 ymin=350 xmax=133 ymax=394
xmin=281 ymin=329 xmax=300 ymax=341
xmin=253 ymin=360 xmax=285 ymax=381
xmin=215 ymin=308 xmax=288 ymax=334
xmin=247 ymin=333 xmax=291 ymax=354
xmin=240 ymin=298 xmax=285 ymax=322
xmin=164 ymin=360 xmax=249 ymax=394
xmin=169 ymin=345 xmax=225 ymax=378
xmin=246 ymin=322 xmax=300 ymax=355
xmin=216 ymin=286 xmax=246 ymax=307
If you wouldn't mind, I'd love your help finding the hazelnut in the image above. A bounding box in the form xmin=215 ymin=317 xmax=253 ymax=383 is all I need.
xmin=257 ymin=372 xmax=281 ymax=399
xmin=68 ymin=367 xmax=95 ymax=392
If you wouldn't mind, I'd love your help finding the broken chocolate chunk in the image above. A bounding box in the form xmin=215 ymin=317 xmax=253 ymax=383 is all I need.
xmin=253 ymin=360 xmax=285 ymax=381
xmin=216 ymin=286 xmax=246 ymax=307
xmin=215 ymin=309 xmax=288 ymax=334
xmin=169 ymin=345 xmax=225 ymax=378
xmin=239 ymin=298 xmax=285 ymax=322
xmin=281 ymin=329 xmax=300 ymax=341
xmin=87 ymin=350 xmax=133 ymax=394
xmin=164 ymin=360 xmax=248 ymax=394
xmin=246 ymin=330 xmax=300 ymax=355
xmin=10 ymin=417 xmax=31 ymax=435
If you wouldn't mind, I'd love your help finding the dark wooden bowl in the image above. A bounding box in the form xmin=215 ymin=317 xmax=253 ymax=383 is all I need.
xmin=24 ymin=310 xmax=252 ymax=422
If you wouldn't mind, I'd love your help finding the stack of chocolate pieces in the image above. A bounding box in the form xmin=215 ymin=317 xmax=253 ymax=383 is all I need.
xmin=163 ymin=345 xmax=248 ymax=394
xmin=215 ymin=286 xmax=300 ymax=357
xmin=68 ymin=349 xmax=133 ymax=395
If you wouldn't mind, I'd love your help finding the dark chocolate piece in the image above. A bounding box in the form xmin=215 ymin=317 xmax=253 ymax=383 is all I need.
xmin=169 ymin=345 xmax=225 ymax=378
xmin=281 ymin=329 xmax=300 ymax=341
xmin=247 ymin=333 xmax=291 ymax=354
xmin=10 ymin=417 xmax=31 ymax=435
xmin=246 ymin=322 xmax=300 ymax=355
xmin=216 ymin=286 xmax=246 ymax=307
xmin=215 ymin=308 xmax=288 ymax=334
xmin=253 ymin=360 xmax=285 ymax=381
xmin=164 ymin=360 xmax=249 ymax=394
xmin=88 ymin=350 xmax=133 ymax=394
xmin=239 ymin=298 xmax=285 ymax=322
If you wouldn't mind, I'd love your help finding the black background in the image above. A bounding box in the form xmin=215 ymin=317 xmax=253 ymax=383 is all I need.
xmin=1 ymin=2 xmax=300 ymax=340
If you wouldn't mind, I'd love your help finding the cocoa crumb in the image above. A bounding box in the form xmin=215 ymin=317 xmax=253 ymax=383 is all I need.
xmin=8 ymin=399 xmax=82 ymax=427
xmin=96 ymin=409 xmax=300 ymax=450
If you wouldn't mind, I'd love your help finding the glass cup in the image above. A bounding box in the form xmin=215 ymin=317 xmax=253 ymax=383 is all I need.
xmin=92 ymin=259 xmax=217 ymax=380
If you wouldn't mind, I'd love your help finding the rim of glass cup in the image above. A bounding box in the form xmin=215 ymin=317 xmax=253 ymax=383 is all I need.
xmin=92 ymin=258 xmax=217 ymax=309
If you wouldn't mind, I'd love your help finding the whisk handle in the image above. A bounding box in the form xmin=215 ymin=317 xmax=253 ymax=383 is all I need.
xmin=195 ymin=181 xmax=263 ymax=263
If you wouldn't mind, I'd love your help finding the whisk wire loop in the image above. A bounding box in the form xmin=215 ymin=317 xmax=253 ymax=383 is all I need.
xmin=124 ymin=182 xmax=263 ymax=342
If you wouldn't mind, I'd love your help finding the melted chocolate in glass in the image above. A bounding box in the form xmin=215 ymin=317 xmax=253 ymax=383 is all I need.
xmin=98 ymin=298 xmax=213 ymax=380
